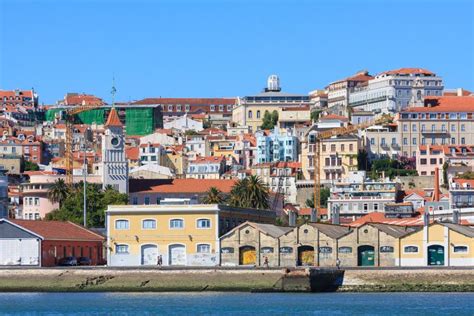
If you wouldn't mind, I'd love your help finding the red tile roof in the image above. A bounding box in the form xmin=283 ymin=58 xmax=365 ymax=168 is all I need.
xmin=0 ymin=90 xmax=34 ymax=98
xmin=129 ymin=178 xmax=236 ymax=194
xmin=133 ymin=98 xmax=236 ymax=105
xmin=191 ymin=156 xmax=225 ymax=164
xmin=298 ymin=207 xmax=327 ymax=216
xmin=347 ymin=212 xmax=424 ymax=227
xmin=403 ymin=96 xmax=474 ymax=113
xmin=105 ymin=108 xmax=122 ymax=127
xmin=379 ymin=68 xmax=434 ymax=76
xmin=453 ymin=178 xmax=474 ymax=187
xmin=443 ymin=89 xmax=472 ymax=97
xmin=320 ymin=114 xmax=349 ymax=122
xmin=65 ymin=94 xmax=104 ymax=106
xmin=10 ymin=220 xmax=104 ymax=241
xmin=125 ymin=147 xmax=139 ymax=161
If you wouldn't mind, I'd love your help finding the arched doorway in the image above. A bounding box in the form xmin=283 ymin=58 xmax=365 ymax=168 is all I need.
xmin=358 ymin=245 xmax=375 ymax=266
xmin=168 ymin=244 xmax=186 ymax=266
xmin=239 ymin=246 xmax=256 ymax=265
xmin=141 ymin=244 xmax=158 ymax=265
xmin=297 ymin=245 xmax=314 ymax=266
xmin=428 ymin=245 xmax=444 ymax=266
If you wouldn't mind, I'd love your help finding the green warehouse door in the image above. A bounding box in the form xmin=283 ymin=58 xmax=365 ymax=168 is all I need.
xmin=358 ymin=246 xmax=375 ymax=266
xmin=428 ymin=245 xmax=444 ymax=266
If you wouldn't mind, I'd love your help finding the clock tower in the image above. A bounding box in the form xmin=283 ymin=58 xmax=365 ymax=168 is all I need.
xmin=101 ymin=107 xmax=128 ymax=194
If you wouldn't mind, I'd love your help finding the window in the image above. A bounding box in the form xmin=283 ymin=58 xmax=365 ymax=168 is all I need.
xmin=421 ymin=138 xmax=426 ymax=145
xmin=460 ymin=113 xmax=467 ymax=119
xmin=349 ymin=144 xmax=353 ymax=151
xmin=374 ymin=203 xmax=378 ymax=211
xmin=451 ymin=125 xmax=456 ymax=132
xmin=248 ymin=110 xmax=253 ymax=119
xmin=451 ymin=137 xmax=456 ymax=145
xmin=363 ymin=203 xmax=368 ymax=211
xmin=412 ymin=138 xmax=417 ymax=145
xmin=115 ymin=220 xmax=129 ymax=230
xmin=412 ymin=125 xmax=417 ymax=132
xmin=430 ymin=158 xmax=436 ymax=165
xmin=219 ymin=105 xmax=224 ymax=111
xmin=197 ymin=244 xmax=211 ymax=253
xmin=256 ymin=110 xmax=260 ymax=118
xmin=279 ymin=247 xmax=293 ymax=253
xmin=221 ymin=247 xmax=234 ymax=253
xmin=380 ymin=246 xmax=394 ymax=253
xmin=116 ymin=244 xmax=129 ymax=254
xmin=170 ymin=219 xmax=184 ymax=229
xmin=338 ymin=247 xmax=352 ymax=253
xmin=461 ymin=137 xmax=465 ymax=145
xmin=461 ymin=124 xmax=466 ymax=132
xmin=142 ymin=219 xmax=156 ymax=229
xmin=449 ymin=113 xmax=457 ymax=119
xmin=403 ymin=138 xmax=408 ymax=145
xmin=404 ymin=246 xmax=418 ymax=253
xmin=132 ymin=197 xmax=138 ymax=205
xmin=381 ymin=138 xmax=385 ymax=146
xmin=185 ymin=104 xmax=190 ymax=112
xmin=403 ymin=124 xmax=408 ymax=132
xmin=168 ymin=105 xmax=173 ymax=112
xmin=420 ymin=158 xmax=427 ymax=165
xmin=341 ymin=144 xmax=345 ymax=151
xmin=319 ymin=247 xmax=332 ymax=254
xmin=210 ymin=104 xmax=215 ymax=112
xmin=391 ymin=138 xmax=396 ymax=145
xmin=453 ymin=246 xmax=468 ymax=253
xmin=370 ymin=138 xmax=375 ymax=145
xmin=431 ymin=138 xmax=436 ymax=145
xmin=197 ymin=218 xmax=211 ymax=229
xmin=330 ymin=144 xmax=336 ymax=152
xmin=261 ymin=247 xmax=274 ymax=254
xmin=144 ymin=197 xmax=150 ymax=205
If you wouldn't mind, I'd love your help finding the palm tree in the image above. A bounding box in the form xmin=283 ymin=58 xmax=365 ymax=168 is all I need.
xmin=229 ymin=176 xmax=269 ymax=210
xmin=246 ymin=175 xmax=269 ymax=209
xmin=47 ymin=178 xmax=69 ymax=208
xmin=202 ymin=187 xmax=225 ymax=204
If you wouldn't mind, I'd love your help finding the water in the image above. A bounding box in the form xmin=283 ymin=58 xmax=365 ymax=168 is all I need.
xmin=0 ymin=292 xmax=473 ymax=315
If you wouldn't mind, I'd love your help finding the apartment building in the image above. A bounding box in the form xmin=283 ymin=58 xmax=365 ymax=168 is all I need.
xmin=186 ymin=156 xmax=226 ymax=179
xmin=327 ymin=171 xmax=399 ymax=221
xmin=255 ymin=127 xmax=298 ymax=164
xmin=303 ymin=131 xmax=361 ymax=183
xmin=139 ymin=142 xmax=164 ymax=165
xmin=349 ymin=68 xmax=443 ymax=113
xmin=399 ymin=96 xmax=474 ymax=158
xmin=364 ymin=124 xmax=401 ymax=160
xmin=326 ymin=71 xmax=373 ymax=115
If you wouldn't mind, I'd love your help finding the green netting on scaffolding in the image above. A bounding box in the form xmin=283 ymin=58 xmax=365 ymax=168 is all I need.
xmin=125 ymin=108 xmax=154 ymax=135
xmin=45 ymin=109 xmax=63 ymax=121
xmin=76 ymin=109 xmax=105 ymax=125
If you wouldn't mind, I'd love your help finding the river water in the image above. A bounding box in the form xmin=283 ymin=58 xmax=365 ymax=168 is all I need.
xmin=0 ymin=292 xmax=473 ymax=315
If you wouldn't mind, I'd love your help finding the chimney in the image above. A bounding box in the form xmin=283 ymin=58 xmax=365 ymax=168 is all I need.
xmin=288 ymin=210 xmax=297 ymax=227
xmin=452 ymin=210 xmax=460 ymax=224
xmin=434 ymin=167 xmax=440 ymax=202
xmin=331 ymin=206 xmax=340 ymax=225
xmin=457 ymin=88 xmax=463 ymax=97
xmin=423 ymin=211 xmax=430 ymax=226
xmin=310 ymin=208 xmax=317 ymax=222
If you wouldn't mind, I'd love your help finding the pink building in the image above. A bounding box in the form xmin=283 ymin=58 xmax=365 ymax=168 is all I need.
xmin=416 ymin=145 xmax=445 ymax=176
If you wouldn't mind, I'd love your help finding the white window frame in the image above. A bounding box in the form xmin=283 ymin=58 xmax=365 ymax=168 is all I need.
xmin=115 ymin=219 xmax=130 ymax=230
xmin=196 ymin=218 xmax=211 ymax=229
xmin=196 ymin=243 xmax=211 ymax=253
xmin=142 ymin=218 xmax=157 ymax=230
xmin=169 ymin=218 xmax=184 ymax=229
xmin=115 ymin=244 xmax=129 ymax=254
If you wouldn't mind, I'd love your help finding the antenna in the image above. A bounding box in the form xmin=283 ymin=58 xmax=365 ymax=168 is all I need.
xmin=111 ymin=76 xmax=117 ymax=108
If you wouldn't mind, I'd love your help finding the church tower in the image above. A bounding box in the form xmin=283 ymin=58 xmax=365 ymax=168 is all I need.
xmin=101 ymin=107 xmax=128 ymax=194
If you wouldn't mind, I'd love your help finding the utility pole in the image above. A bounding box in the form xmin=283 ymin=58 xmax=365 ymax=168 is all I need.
xmin=83 ymin=139 xmax=87 ymax=227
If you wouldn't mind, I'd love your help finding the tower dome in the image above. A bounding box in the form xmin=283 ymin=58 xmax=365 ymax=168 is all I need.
xmin=266 ymin=75 xmax=281 ymax=92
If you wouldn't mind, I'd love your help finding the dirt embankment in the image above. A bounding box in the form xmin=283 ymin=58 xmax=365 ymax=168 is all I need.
xmin=0 ymin=268 xmax=472 ymax=292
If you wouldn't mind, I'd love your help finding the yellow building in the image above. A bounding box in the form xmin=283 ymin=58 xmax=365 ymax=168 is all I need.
xmin=302 ymin=133 xmax=361 ymax=182
xmin=399 ymin=222 xmax=474 ymax=267
xmin=106 ymin=204 xmax=276 ymax=266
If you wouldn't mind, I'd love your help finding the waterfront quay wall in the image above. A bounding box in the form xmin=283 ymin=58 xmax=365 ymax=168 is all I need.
xmin=0 ymin=268 xmax=472 ymax=292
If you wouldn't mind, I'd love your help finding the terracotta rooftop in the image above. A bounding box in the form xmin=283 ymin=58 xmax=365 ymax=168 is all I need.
xmin=403 ymin=96 xmax=474 ymax=113
xmin=105 ymin=108 xmax=122 ymax=127
xmin=320 ymin=114 xmax=349 ymax=122
xmin=65 ymin=94 xmax=104 ymax=106
xmin=379 ymin=68 xmax=435 ymax=76
xmin=347 ymin=212 xmax=424 ymax=227
xmin=129 ymin=178 xmax=236 ymax=194
xmin=10 ymin=220 xmax=104 ymax=241
xmin=125 ymin=147 xmax=139 ymax=161
xmin=133 ymin=98 xmax=236 ymax=105
xmin=0 ymin=90 xmax=34 ymax=98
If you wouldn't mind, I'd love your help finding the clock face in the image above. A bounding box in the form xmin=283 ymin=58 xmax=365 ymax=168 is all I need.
xmin=111 ymin=137 xmax=120 ymax=147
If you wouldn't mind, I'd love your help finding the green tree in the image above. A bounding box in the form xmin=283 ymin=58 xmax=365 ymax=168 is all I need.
xmin=202 ymin=186 xmax=225 ymax=204
xmin=24 ymin=161 xmax=40 ymax=171
xmin=459 ymin=171 xmax=474 ymax=180
xmin=310 ymin=110 xmax=321 ymax=122
xmin=271 ymin=110 xmax=279 ymax=127
xmin=47 ymin=178 xmax=70 ymax=208
xmin=229 ymin=176 xmax=269 ymax=210
xmin=46 ymin=182 xmax=128 ymax=227
xmin=305 ymin=187 xmax=330 ymax=208
xmin=261 ymin=110 xmax=274 ymax=130
xmin=357 ymin=150 xmax=369 ymax=171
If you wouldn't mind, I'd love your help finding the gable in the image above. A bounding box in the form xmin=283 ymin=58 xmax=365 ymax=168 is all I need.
xmin=0 ymin=220 xmax=42 ymax=239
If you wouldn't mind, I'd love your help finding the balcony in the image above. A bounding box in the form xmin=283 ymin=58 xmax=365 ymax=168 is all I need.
xmin=323 ymin=165 xmax=343 ymax=171
xmin=421 ymin=129 xmax=449 ymax=135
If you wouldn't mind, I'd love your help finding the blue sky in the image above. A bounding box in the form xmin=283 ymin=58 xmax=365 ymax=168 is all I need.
xmin=1 ymin=0 xmax=473 ymax=104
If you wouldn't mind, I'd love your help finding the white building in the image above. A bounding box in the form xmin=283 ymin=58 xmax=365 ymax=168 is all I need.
xmin=139 ymin=143 xmax=164 ymax=165
xmin=349 ymin=68 xmax=444 ymax=113
xmin=164 ymin=115 xmax=203 ymax=132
